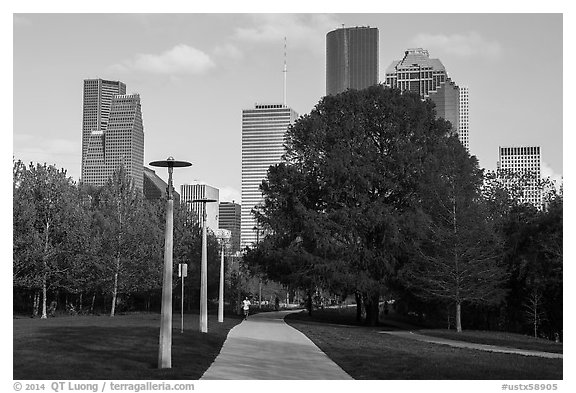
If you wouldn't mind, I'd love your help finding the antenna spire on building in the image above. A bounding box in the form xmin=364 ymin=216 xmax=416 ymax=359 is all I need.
xmin=283 ymin=37 xmax=287 ymax=107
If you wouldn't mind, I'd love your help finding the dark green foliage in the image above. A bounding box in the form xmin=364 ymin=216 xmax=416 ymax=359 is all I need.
xmin=13 ymin=161 xmax=221 ymax=316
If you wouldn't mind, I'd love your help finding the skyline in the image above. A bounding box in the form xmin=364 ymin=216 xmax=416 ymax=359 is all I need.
xmin=13 ymin=13 xmax=563 ymax=203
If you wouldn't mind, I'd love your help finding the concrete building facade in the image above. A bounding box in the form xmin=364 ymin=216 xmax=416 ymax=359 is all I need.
xmin=81 ymin=79 xmax=144 ymax=190
xmin=385 ymin=49 xmax=468 ymax=149
xmin=219 ymin=201 xmax=241 ymax=254
xmin=241 ymin=104 xmax=298 ymax=248
xmin=181 ymin=184 xmax=220 ymax=231
xmin=497 ymin=146 xmax=542 ymax=209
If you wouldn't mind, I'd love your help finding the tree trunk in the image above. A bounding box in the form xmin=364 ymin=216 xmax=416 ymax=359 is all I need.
xmin=307 ymin=291 xmax=313 ymax=316
xmin=32 ymin=291 xmax=40 ymax=317
xmin=364 ymin=294 xmax=380 ymax=326
xmin=79 ymin=292 xmax=83 ymax=312
xmin=41 ymin=221 xmax=50 ymax=319
xmin=41 ymin=271 xmax=48 ymax=319
xmin=355 ymin=292 xmax=362 ymax=322
xmin=90 ymin=292 xmax=96 ymax=314
xmin=110 ymin=255 xmax=120 ymax=317
xmin=456 ymin=301 xmax=462 ymax=333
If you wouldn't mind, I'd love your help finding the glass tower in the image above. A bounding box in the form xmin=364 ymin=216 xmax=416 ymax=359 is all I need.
xmin=326 ymin=26 xmax=379 ymax=96
xmin=241 ymin=104 xmax=298 ymax=248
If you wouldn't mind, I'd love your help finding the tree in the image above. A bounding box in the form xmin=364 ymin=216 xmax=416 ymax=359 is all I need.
xmin=97 ymin=166 xmax=142 ymax=317
xmin=401 ymin=135 xmax=507 ymax=332
xmin=247 ymin=85 xmax=456 ymax=325
xmin=13 ymin=161 xmax=79 ymax=318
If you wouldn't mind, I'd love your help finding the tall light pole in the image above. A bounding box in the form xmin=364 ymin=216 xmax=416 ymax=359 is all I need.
xmin=149 ymin=157 xmax=191 ymax=369
xmin=215 ymin=229 xmax=231 ymax=323
xmin=192 ymin=198 xmax=217 ymax=333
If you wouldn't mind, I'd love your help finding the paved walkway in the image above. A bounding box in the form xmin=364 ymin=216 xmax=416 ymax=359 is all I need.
xmin=201 ymin=310 xmax=353 ymax=380
xmin=379 ymin=330 xmax=563 ymax=359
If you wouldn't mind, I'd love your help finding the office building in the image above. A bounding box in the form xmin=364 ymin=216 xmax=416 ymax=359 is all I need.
xmin=385 ymin=48 xmax=467 ymax=146
xmin=241 ymin=104 xmax=298 ymax=248
xmin=181 ymin=184 xmax=219 ymax=231
xmin=326 ymin=26 xmax=379 ymax=95
xmin=459 ymin=87 xmax=470 ymax=151
xmin=143 ymin=167 xmax=180 ymax=203
xmin=219 ymin=201 xmax=241 ymax=254
xmin=497 ymin=146 xmax=542 ymax=209
xmin=81 ymin=79 xmax=144 ymax=190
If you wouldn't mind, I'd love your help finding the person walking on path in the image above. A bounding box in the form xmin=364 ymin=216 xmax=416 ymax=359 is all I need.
xmin=242 ymin=297 xmax=251 ymax=319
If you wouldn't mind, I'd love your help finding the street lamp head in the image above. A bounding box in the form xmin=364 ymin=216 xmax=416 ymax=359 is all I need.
xmin=191 ymin=198 xmax=218 ymax=203
xmin=149 ymin=157 xmax=192 ymax=168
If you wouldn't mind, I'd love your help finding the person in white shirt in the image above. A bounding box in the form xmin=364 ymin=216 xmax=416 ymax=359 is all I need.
xmin=242 ymin=297 xmax=251 ymax=320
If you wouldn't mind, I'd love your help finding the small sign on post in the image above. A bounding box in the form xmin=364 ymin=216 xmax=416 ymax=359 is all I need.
xmin=178 ymin=263 xmax=188 ymax=278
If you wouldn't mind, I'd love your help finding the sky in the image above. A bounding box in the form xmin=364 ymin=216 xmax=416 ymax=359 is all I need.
xmin=12 ymin=12 xmax=564 ymax=203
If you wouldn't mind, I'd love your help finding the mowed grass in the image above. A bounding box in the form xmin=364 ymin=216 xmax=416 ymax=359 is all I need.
xmin=285 ymin=310 xmax=562 ymax=380
xmin=14 ymin=313 xmax=242 ymax=380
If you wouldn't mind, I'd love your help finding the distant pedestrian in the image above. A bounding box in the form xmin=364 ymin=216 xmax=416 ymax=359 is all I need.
xmin=242 ymin=297 xmax=251 ymax=320
xmin=274 ymin=296 xmax=280 ymax=311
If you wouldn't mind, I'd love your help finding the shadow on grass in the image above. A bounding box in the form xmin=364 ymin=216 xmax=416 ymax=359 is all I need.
xmin=285 ymin=310 xmax=563 ymax=380
xmin=13 ymin=314 xmax=242 ymax=380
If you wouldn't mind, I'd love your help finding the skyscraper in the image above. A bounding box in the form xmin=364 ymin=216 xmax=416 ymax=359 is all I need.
xmin=385 ymin=48 xmax=467 ymax=147
xmin=459 ymin=87 xmax=470 ymax=151
xmin=497 ymin=146 xmax=542 ymax=209
xmin=181 ymin=184 xmax=220 ymax=231
xmin=241 ymin=104 xmax=298 ymax=248
xmin=81 ymin=79 xmax=144 ymax=190
xmin=326 ymin=26 xmax=379 ymax=95
xmin=219 ymin=201 xmax=241 ymax=254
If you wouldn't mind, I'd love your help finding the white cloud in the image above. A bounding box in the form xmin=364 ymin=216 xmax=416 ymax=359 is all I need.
xmin=13 ymin=134 xmax=80 ymax=179
xmin=233 ymin=14 xmax=341 ymax=53
xmin=213 ymin=43 xmax=244 ymax=61
xmin=541 ymin=161 xmax=563 ymax=186
xmin=412 ymin=32 xmax=502 ymax=59
xmin=110 ymin=44 xmax=215 ymax=75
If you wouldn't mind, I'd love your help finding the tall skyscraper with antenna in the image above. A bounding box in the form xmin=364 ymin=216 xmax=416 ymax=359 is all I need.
xmin=240 ymin=40 xmax=298 ymax=248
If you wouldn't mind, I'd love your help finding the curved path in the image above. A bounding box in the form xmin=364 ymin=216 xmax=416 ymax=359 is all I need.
xmin=201 ymin=310 xmax=353 ymax=380
xmin=379 ymin=330 xmax=563 ymax=359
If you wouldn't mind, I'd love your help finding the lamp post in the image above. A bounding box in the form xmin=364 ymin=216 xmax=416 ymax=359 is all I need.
xmin=192 ymin=197 xmax=217 ymax=333
xmin=215 ymin=229 xmax=231 ymax=323
xmin=149 ymin=157 xmax=191 ymax=369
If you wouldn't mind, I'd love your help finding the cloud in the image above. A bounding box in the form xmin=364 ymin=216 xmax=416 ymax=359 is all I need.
xmin=411 ymin=32 xmax=502 ymax=59
xmin=13 ymin=134 xmax=81 ymax=179
xmin=541 ymin=161 xmax=563 ymax=186
xmin=213 ymin=43 xmax=244 ymax=61
xmin=233 ymin=14 xmax=341 ymax=53
xmin=110 ymin=44 xmax=215 ymax=75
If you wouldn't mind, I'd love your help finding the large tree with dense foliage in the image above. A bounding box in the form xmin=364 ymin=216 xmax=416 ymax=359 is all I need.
xmin=246 ymin=85 xmax=468 ymax=325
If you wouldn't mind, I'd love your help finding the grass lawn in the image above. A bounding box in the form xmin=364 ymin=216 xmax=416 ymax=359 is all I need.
xmin=285 ymin=309 xmax=562 ymax=380
xmin=13 ymin=312 xmax=242 ymax=380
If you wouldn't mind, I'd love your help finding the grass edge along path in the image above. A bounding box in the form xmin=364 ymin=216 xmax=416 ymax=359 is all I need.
xmin=284 ymin=310 xmax=562 ymax=380
xmin=14 ymin=313 xmax=242 ymax=380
